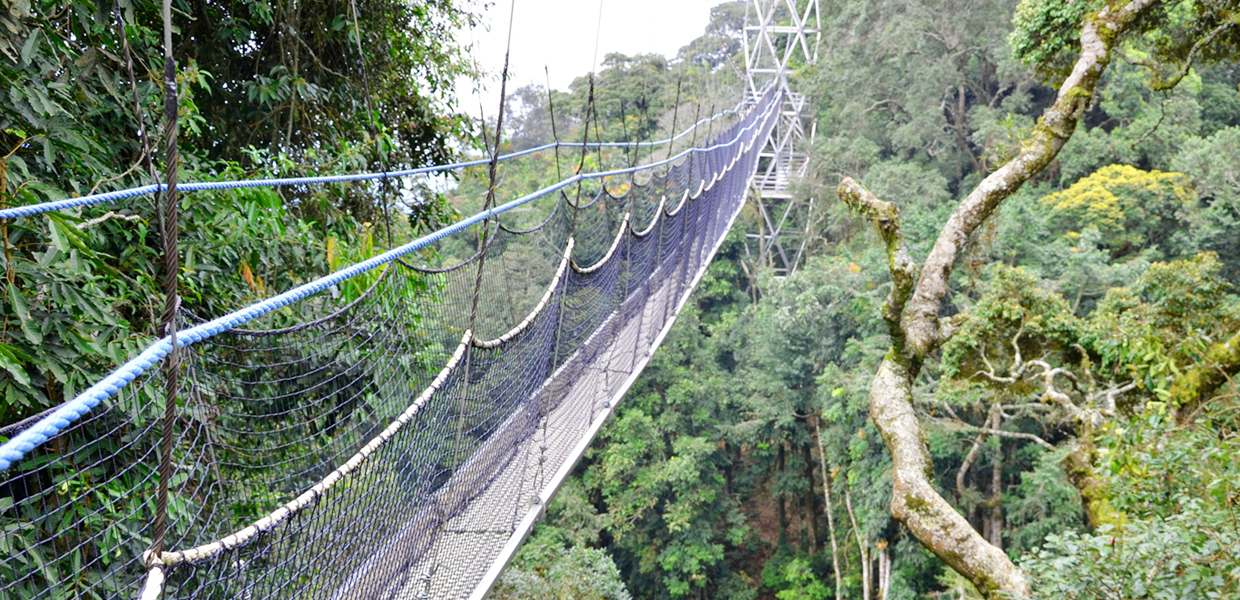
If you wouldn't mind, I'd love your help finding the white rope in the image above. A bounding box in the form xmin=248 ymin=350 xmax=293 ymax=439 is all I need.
xmin=572 ymin=213 xmax=630 ymax=274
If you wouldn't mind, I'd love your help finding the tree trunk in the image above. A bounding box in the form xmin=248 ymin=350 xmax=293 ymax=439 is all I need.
xmin=816 ymin=417 xmax=844 ymax=600
xmin=1062 ymin=434 xmax=1120 ymax=529
xmin=844 ymin=481 xmax=870 ymax=600
xmin=989 ymin=443 xmax=1003 ymax=549
xmin=949 ymin=84 xmax=986 ymax=175
xmin=869 ymin=359 xmax=1027 ymax=597
xmin=878 ymin=543 xmax=891 ymax=600
xmin=777 ymin=441 xmax=788 ymax=547
xmin=1172 ymin=330 xmax=1240 ymax=421
xmin=837 ymin=2 xmax=1156 ymax=596
xmin=804 ymin=444 xmax=820 ymax=555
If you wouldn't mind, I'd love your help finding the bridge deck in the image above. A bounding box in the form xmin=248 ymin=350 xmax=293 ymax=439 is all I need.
xmin=398 ymin=253 xmax=676 ymax=600
xmin=396 ymin=192 xmax=741 ymax=599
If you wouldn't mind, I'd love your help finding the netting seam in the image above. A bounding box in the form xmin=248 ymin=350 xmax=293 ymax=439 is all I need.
xmin=497 ymin=194 xmax=563 ymax=234
xmin=631 ymin=197 xmax=664 ymax=238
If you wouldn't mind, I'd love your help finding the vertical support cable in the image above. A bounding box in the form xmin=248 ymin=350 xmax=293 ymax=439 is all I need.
xmin=645 ymin=75 xmax=682 ymax=347
xmin=151 ymin=0 xmax=180 ymax=579
xmin=113 ymin=1 xmax=157 ymax=184
xmin=424 ymin=4 xmax=516 ymax=596
xmin=551 ymin=74 xmax=597 ymax=369
xmin=668 ymin=98 xmax=703 ymax=323
xmin=349 ymin=0 xmax=393 ymax=247
xmin=544 ymin=67 xmax=563 ymax=183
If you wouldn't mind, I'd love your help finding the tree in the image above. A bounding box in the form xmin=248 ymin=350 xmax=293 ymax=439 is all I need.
xmin=835 ymin=0 xmax=1240 ymax=596
xmin=0 ymin=0 xmax=477 ymax=423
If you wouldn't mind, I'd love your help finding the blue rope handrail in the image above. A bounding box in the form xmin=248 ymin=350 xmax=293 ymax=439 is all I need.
xmin=0 ymin=88 xmax=762 ymax=221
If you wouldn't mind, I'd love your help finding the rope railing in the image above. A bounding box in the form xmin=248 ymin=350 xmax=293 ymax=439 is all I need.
xmin=0 ymin=85 xmax=781 ymax=600
xmin=0 ymin=89 xmax=761 ymax=221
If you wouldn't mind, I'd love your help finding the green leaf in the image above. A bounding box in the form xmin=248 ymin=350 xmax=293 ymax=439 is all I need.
xmin=8 ymin=281 xmax=29 ymax=321
xmin=46 ymin=213 xmax=88 ymax=252
xmin=8 ymin=282 xmax=41 ymax=344
xmin=46 ymin=215 xmax=70 ymax=252
xmin=19 ymin=27 xmax=40 ymax=65
xmin=0 ymin=344 xmax=31 ymax=387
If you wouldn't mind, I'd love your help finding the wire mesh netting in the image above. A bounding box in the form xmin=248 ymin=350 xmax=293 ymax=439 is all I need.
xmin=0 ymin=88 xmax=779 ymax=600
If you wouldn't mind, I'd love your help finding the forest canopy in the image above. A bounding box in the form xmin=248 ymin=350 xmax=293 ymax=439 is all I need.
xmin=1 ymin=0 xmax=1239 ymax=599
xmin=489 ymin=1 xmax=1240 ymax=599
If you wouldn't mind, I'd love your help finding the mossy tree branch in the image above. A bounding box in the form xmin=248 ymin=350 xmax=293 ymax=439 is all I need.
xmin=1171 ymin=330 xmax=1240 ymax=416
xmin=902 ymin=0 xmax=1159 ymax=360
xmin=839 ymin=177 xmax=917 ymax=356
xmin=834 ymin=1 xmax=1157 ymax=597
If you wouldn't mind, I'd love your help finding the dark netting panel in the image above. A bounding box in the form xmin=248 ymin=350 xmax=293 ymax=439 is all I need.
xmin=0 ymin=374 xmax=164 ymax=600
xmin=0 ymin=87 xmax=778 ymax=600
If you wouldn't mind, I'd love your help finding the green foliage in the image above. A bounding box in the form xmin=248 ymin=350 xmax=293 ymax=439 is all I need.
xmin=493 ymin=544 xmax=631 ymax=600
xmin=1021 ymin=404 xmax=1240 ymax=598
xmin=810 ymin=0 xmax=1030 ymax=189
xmin=0 ymin=0 xmax=473 ymax=425
xmin=1009 ymin=0 xmax=1096 ymax=78
xmin=0 ymin=2 xmax=469 ymax=595
xmin=1173 ymin=126 xmax=1240 ymax=283
xmin=677 ymin=2 xmax=746 ymax=69
xmin=771 ymin=557 xmax=831 ymax=600
xmin=1198 ymin=81 xmax=1240 ymax=135
xmin=1086 ymin=253 xmax=1239 ymax=400
xmin=492 ymin=481 xmax=631 ymax=600
xmin=941 ymin=264 xmax=1081 ymax=380
xmin=1004 ymin=449 xmax=1089 ymax=558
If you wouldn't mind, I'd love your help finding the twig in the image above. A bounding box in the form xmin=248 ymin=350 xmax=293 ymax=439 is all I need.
xmin=80 ymin=211 xmax=143 ymax=228
xmin=1148 ymin=18 xmax=1238 ymax=91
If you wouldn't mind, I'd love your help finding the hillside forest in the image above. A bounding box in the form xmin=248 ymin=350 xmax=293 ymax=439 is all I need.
xmin=1 ymin=0 xmax=1239 ymax=599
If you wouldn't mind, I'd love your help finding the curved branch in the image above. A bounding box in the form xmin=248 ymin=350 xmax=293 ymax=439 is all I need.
xmin=957 ymin=408 xmax=997 ymax=496
xmin=1148 ymin=18 xmax=1238 ymax=91
xmin=838 ymin=178 xmax=918 ymax=353
xmin=966 ymin=424 xmax=1055 ymax=451
xmin=1171 ymin=330 xmax=1240 ymax=417
xmin=900 ymin=0 xmax=1158 ymax=360
xmin=842 ymin=2 xmax=1157 ymax=597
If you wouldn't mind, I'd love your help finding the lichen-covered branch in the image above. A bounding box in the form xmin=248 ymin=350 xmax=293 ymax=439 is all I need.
xmin=870 ymin=360 xmax=1031 ymax=597
xmin=944 ymin=414 xmax=1056 ymax=452
xmin=957 ymin=408 xmax=997 ymax=496
xmin=838 ymin=177 xmax=918 ymax=353
xmin=901 ymin=0 xmax=1158 ymax=360
xmin=1170 ymin=330 xmax=1240 ymax=415
xmin=1062 ymin=436 xmax=1122 ymax=529
xmin=1142 ymin=18 xmax=1238 ymax=91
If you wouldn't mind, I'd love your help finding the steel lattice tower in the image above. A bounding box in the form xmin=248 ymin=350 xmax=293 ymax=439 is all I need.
xmin=743 ymin=0 xmax=820 ymax=276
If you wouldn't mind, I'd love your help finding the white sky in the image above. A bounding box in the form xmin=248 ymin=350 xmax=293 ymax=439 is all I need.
xmin=457 ymin=0 xmax=721 ymax=115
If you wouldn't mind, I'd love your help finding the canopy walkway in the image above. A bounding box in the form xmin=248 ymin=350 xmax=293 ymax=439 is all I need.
xmin=0 ymin=87 xmax=780 ymax=600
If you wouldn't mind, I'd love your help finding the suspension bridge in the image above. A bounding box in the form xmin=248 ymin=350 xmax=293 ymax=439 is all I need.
xmin=0 ymin=0 xmax=825 ymax=595
xmin=0 ymin=75 xmax=779 ymax=598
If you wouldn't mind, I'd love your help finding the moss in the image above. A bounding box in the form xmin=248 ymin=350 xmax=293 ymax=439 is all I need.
xmin=903 ymin=492 xmax=932 ymax=514
xmin=1061 ymin=438 xmax=1124 ymax=529
xmin=1169 ymin=330 xmax=1240 ymax=407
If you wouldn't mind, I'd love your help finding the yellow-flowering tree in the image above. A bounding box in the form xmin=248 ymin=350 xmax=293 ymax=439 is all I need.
xmin=1040 ymin=165 xmax=1195 ymax=258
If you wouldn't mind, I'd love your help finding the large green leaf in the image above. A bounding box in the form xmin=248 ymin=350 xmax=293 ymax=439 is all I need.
xmin=0 ymin=343 xmax=31 ymax=387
